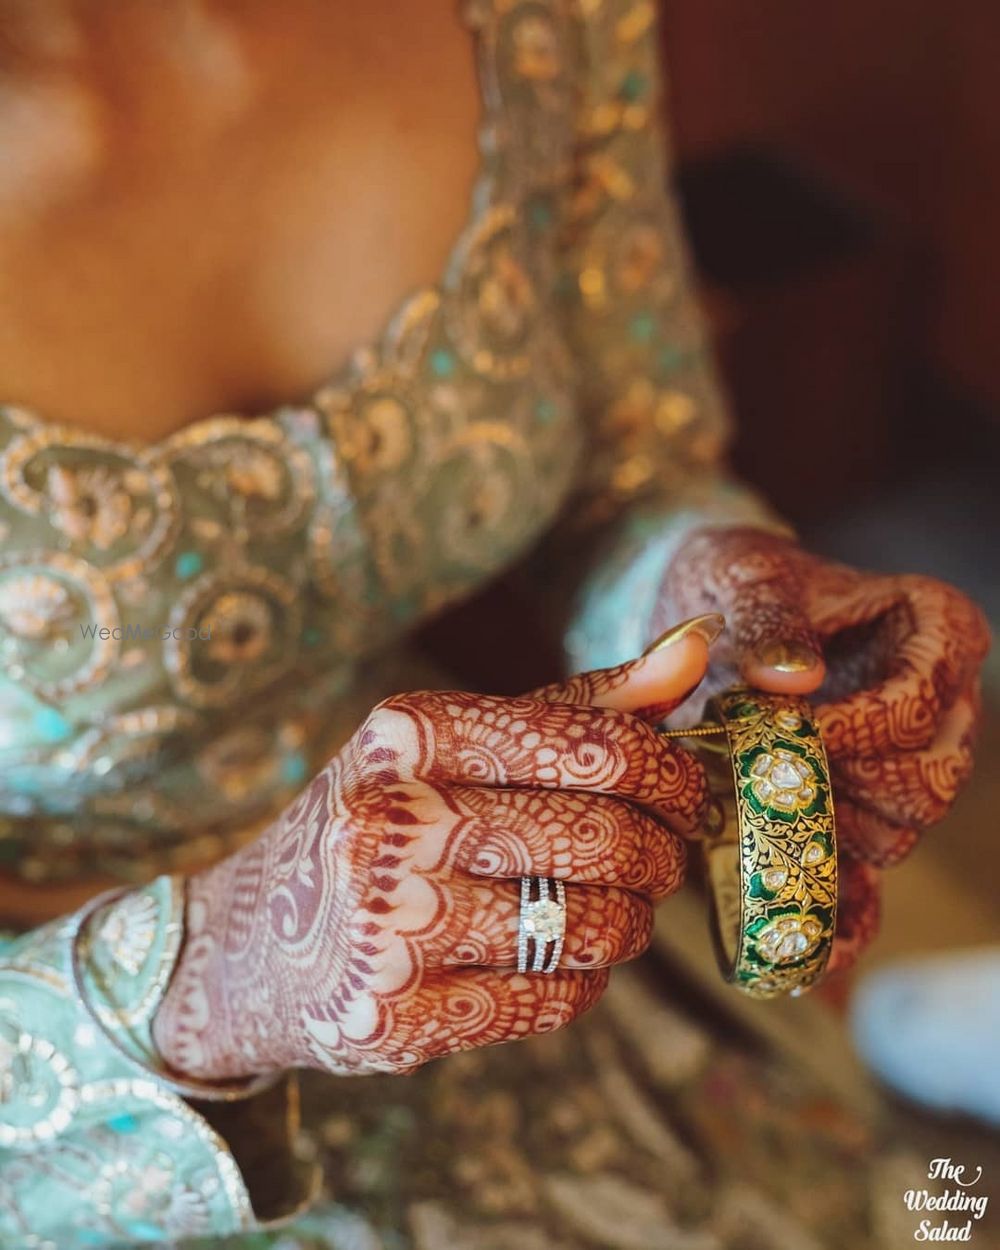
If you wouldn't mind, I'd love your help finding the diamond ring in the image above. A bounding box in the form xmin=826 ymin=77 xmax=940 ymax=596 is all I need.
xmin=517 ymin=876 xmax=567 ymax=974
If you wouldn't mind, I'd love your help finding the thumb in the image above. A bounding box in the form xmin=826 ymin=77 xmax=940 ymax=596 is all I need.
xmin=527 ymin=613 xmax=723 ymax=723
xmin=729 ymin=578 xmax=826 ymax=695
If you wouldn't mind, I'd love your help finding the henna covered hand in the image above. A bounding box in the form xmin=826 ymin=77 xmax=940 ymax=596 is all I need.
xmin=153 ymin=628 xmax=714 ymax=1080
xmin=657 ymin=526 xmax=990 ymax=970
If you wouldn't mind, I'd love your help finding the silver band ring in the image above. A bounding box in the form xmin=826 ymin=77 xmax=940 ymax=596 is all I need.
xmin=517 ymin=876 xmax=567 ymax=974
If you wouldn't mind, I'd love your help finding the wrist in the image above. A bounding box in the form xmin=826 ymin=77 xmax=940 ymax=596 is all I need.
xmin=565 ymin=483 xmax=785 ymax=672
xmin=152 ymin=858 xmax=286 ymax=1082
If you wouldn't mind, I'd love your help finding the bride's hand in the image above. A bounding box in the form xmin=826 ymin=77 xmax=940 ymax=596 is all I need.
xmin=152 ymin=625 xmax=715 ymax=1079
xmin=657 ymin=526 xmax=991 ymax=971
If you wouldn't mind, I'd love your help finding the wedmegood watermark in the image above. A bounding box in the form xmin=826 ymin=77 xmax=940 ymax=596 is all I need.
xmin=79 ymin=624 xmax=212 ymax=642
xmin=905 ymin=1158 xmax=989 ymax=1242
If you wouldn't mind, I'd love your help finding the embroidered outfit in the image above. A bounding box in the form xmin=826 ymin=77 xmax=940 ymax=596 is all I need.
xmin=0 ymin=3 xmax=923 ymax=1248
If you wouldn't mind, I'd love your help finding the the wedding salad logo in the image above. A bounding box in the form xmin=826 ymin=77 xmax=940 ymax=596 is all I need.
xmin=905 ymin=1158 xmax=989 ymax=1242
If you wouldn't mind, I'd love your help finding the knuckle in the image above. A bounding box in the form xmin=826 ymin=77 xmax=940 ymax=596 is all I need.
xmin=371 ymin=691 xmax=413 ymax=716
xmin=897 ymin=571 xmax=946 ymax=596
xmin=529 ymin=981 xmax=588 ymax=1033
xmin=656 ymin=742 xmax=709 ymax=827
xmin=902 ymin=576 xmax=990 ymax=647
xmin=614 ymin=805 xmax=684 ymax=896
xmin=645 ymin=833 xmax=687 ymax=899
xmin=391 ymin=1053 xmax=428 ymax=1075
xmin=362 ymin=696 xmax=410 ymax=737
xmin=573 ymin=934 xmax=615 ymax=967
xmin=899 ymin=572 xmax=968 ymax=610
xmin=552 ymin=969 xmax=609 ymax=1026
xmin=688 ymin=755 xmax=711 ymax=805
xmin=730 ymin=550 xmax=777 ymax=582
xmin=614 ymin=797 xmax=656 ymax=851
xmin=957 ymin=601 xmax=992 ymax=659
xmin=600 ymin=706 xmax=650 ymax=752
xmin=894 ymin=770 xmax=952 ymax=827
xmin=838 ymin=804 xmax=920 ymax=867
xmin=935 ymin=752 xmax=975 ymax=808
xmin=589 ymin=891 xmax=651 ymax=964
xmin=918 ymin=796 xmax=951 ymax=827
xmin=626 ymin=903 xmax=656 ymax=958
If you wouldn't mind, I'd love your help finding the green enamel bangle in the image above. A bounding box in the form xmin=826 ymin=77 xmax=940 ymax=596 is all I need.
xmin=671 ymin=689 xmax=838 ymax=999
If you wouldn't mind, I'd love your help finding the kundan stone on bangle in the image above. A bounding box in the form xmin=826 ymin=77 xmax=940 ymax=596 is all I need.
xmin=661 ymin=688 xmax=837 ymax=999
xmin=707 ymin=689 xmax=837 ymax=998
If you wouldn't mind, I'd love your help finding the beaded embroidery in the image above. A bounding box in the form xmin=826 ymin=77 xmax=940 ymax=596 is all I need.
xmin=0 ymin=879 xmax=262 ymax=1244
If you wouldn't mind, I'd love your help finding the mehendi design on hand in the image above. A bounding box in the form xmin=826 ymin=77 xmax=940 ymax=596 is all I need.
xmin=657 ymin=525 xmax=990 ymax=965
xmin=154 ymin=658 xmax=708 ymax=1081
xmin=448 ymin=786 xmax=686 ymax=899
xmin=827 ymin=856 xmax=881 ymax=976
xmin=657 ymin=528 xmax=824 ymax=694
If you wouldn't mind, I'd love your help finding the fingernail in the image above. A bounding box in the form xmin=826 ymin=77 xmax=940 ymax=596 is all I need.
xmin=643 ymin=613 xmax=725 ymax=656
xmin=753 ymin=640 xmax=819 ymax=672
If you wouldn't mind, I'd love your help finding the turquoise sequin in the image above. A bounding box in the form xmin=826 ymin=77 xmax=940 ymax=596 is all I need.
xmin=429 ymin=348 xmax=455 ymax=378
xmin=108 ymin=1113 xmax=139 ymax=1133
xmin=126 ymin=1223 xmax=170 ymax=1242
xmin=33 ymin=707 xmax=72 ymax=743
xmin=174 ymin=551 xmax=204 ymax=579
xmin=620 ymin=69 xmax=648 ymax=101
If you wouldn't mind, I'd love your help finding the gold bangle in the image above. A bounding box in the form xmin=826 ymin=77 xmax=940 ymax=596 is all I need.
xmin=664 ymin=688 xmax=838 ymax=998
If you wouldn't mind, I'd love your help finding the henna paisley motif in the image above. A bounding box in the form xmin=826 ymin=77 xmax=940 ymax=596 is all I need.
xmin=153 ymin=644 xmax=708 ymax=1080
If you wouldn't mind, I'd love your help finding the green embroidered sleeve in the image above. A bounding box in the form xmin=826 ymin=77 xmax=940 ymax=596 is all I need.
xmin=534 ymin=0 xmax=784 ymax=671
xmin=0 ymin=877 xmax=315 ymax=1247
